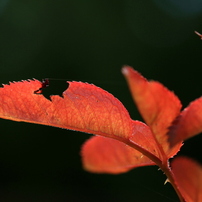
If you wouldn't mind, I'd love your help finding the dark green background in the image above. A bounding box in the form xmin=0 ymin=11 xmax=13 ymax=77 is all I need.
xmin=0 ymin=0 xmax=202 ymax=201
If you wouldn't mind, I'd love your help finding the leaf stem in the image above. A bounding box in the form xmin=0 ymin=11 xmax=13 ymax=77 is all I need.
xmin=121 ymin=138 xmax=185 ymax=202
xmin=159 ymin=161 xmax=185 ymax=202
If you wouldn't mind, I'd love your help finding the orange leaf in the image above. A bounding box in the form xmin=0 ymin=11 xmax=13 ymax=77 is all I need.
xmin=168 ymin=97 xmax=202 ymax=146
xmin=0 ymin=78 xmax=167 ymax=166
xmin=0 ymin=80 xmax=133 ymax=141
xmin=129 ymin=120 xmax=162 ymax=161
xmin=82 ymin=119 xmax=164 ymax=174
xmin=122 ymin=66 xmax=182 ymax=157
xmin=172 ymin=157 xmax=202 ymax=202
xmin=82 ymin=136 xmax=155 ymax=174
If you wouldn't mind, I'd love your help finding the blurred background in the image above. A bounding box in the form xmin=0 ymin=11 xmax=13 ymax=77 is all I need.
xmin=0 ymin=0 xmax=202 ymax=201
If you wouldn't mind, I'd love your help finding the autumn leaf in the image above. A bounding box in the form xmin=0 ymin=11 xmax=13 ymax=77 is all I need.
xmin=168 ymin=97 xmax=202 ymax=147
xmin=0 ymin=75 xmax=163 ymax=169
xmin=0 ymin=79 xmax=133 ymax=140
xmin=122 ymin=66 xmax=182 ymax=158
xmin=0 ymin=67 xmax=183 ymax=167
xmin=81 ymin=135 xmax=155 ymax=174
xmin=0 ymin=67 xmax=184 ymax=167
xmin=172 ymin=157 xmax=202 ymax=202
xmin=1 ymin=66 xmax=202 ymax=201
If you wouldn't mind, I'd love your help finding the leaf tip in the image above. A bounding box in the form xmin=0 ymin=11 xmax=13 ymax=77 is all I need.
xmin=121 ymin=66 xmax=147 ymax=83
xmin=195 ymin=30 xmax=202 ymax=39
xmin=121 ymin=65 xmax=132 ymax=76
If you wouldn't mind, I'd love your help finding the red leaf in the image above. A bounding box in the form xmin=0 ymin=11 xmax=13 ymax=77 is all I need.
xmin=82 ymin=136 xmax=155 ymax=174
xmin=0 ymin=68 xmax=184 ymax=164
xmin=122 ymin=66 xmax=182 ymax=157
xmin=0 ymin=80 xmax=134 ymax=141
xmin=0 ymin=77 xmax=169 ymax=166
xmin=82 ymin=120 xmax=164 ymax=174
xmin=1 ymin=68 xmax=201 ymax=201
xmin=168 ymin=97 xmax=202 ymax=146
xmin=129 ymin=120 xmax=163 ymax=161
xmin=172 ymin=157 xmax=202 ymax=202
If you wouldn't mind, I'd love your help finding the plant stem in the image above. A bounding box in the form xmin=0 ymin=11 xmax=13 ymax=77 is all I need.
xmin=115 ymin=136 xmax=186 ymax=201
xmin=160 ymin=161 xmax=185 ymax=202
xmin=127 ymin=139 xmax=185 ymax=201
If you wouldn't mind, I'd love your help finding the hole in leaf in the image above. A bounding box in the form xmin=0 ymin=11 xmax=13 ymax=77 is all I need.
xmin=34 ymin=78 xmax=69 ymax=100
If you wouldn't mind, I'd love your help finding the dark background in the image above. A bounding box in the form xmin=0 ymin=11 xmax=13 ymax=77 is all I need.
xmin=0 ymin=0 xmax=202 ymax=201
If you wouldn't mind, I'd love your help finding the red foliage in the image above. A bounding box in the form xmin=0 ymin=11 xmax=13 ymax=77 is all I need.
xmin=0 ymin=67 xmax=202 ymax=201
xmin=82 ymin=135 xmax=154 ymax=174
xmin=172 ymin=157 xmax=202 ymax=202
